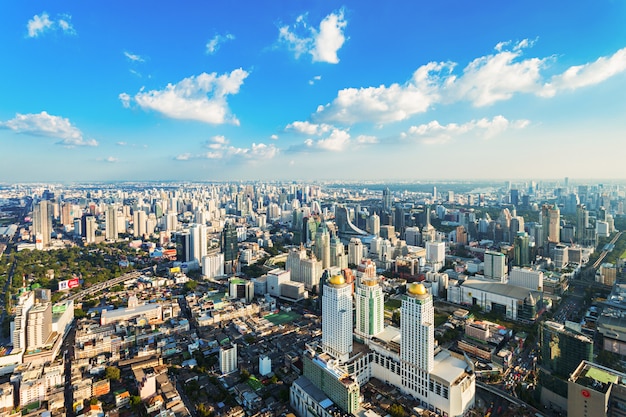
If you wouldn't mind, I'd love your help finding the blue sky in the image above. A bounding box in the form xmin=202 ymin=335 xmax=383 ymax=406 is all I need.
xmin=1 ymin=1 xmax=626 ymax=182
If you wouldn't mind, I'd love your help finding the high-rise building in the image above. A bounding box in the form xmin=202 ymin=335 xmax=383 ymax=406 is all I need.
xmin=348 ymin=238 xmax=363 ymax=266
xmin=568 ymin=361 xmax=626 ymax=417
xmin=190 ymin=223 xmax=208 ymax=264
xmin=513 ymin=232 xmax=530 ymax=266
xmin=540 ymin=321 xmax=593 ymax=378
xmin=355 ymin=277 xmax=384 ymax=340
xmin=548 ymin=204 xmax=561 ymax=244
xmin=27 ymin=303 xmax=52 ymax=350
xmin=382 ymin=187 xmax=392 ymax=212
xmin=202 ymin=253 xmax=224 ymax=279
xmin=484 ymin=250 xmax=506 ymax=282
xmin=219 ymin=343 xmax=237 ymax=375
xmin=133 ymin=210 xmax=147 ymax=237
xmin=32 ymin=201 xmax=51 ymax=247
xmin=322 ymin=275 xmax=353 ymax=363
xmin=426 ymin=241 xmax=445 ymax=264
xmin=367 ymin=213 xmax=380 ymax=236
xmin=313 ymin=224 xmax=330 ymax=269
xmin=105 ymin=204 xmax=118 ymax=241
xmin=61 ymin=202 xmax=73 ymax=227
xmin=222 ymin=221 xmax=238 ymax=263
xmin=576 ymin=205 xmax=589 ymax=243
xmin=329 ymin=235 xmax=348 ymax=269
xmin=84 ymin=215 xmax=97 ymax=244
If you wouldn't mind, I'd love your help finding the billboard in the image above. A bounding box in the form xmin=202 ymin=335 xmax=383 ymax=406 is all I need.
xmin=58 ymin=277 xmax=81 ymax=291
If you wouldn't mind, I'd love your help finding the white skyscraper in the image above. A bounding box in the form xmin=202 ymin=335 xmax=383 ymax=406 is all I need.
xmin=202 ymin=253 xmax=225 ymax=279
xmin=322 ymin=275 xmax=353 ymax=363
xmin=355 ymin=277 xmax=384 ymax=340
xmin=401 ymin=283 xmax=435 ymax=383
xmin=32 ymin=201 xmax=51 ymax=247
xmin=190 ymin=223 xmax=208 ymax=264
xmin=426 ymin=241 xmax=445 ymax=263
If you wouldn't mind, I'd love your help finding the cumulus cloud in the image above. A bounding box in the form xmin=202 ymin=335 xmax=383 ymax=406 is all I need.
xmin=206 ymin=33 xmax=235 ymax=54
xmin=27 ymin=12 xmax=75 ymax=38
xmin=120 ymin=69 xmax=249 ymax=125
xmin=402 ymin=115 xmax=529 ymax=144
xmin=0 ymin=111 xmax=97 ymax=147
xmin=105 ymin=156 xmax=118 ymax=163
xmin=116 ymin=141 xmax=127 ymax=146
xmin=124 ymin=51 xmax=145 ymax=62
xmin=315 ymin=40 xmax=626 ymax=125
xmin=278 ymin=9 xmax=347 ymax=64
xmin=356 ymin=135 xmax=378 ymax=144
xmin=177 ymin=136 xmax=279 ymax=161
xmin=270 ymin=134 xmax=279 ymax=140
xmin=541 ymin=46 xmax=626 ymax=97
xmin=286 ymin=120 xmax=333 ymax=135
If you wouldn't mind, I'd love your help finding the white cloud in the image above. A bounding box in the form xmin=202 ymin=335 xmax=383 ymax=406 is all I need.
xmin=315 ymin=129 xmax=351 ymax=151
xmin=541 ymin=47 xmax=626 ymax=97
xmin=121 ymin=69 xmax=249 ymax=125
xmin=315 ymin=40 xmax=626 ymax=125
xmin=286 ymin=120 xmax=333 ymax=135
xmin=175 ymin=153 xmax=192 ymax=161
xmin=309 ymin=75 xmax=322 ymax=85
xmin=206 ymin=33 xmax=235 ymax=54
xmin=124 ymin=51 xmax=145 ymax=62
xmin=402 ymin=115 xmax=529 ymax=144
xmin=116 ymin=141 xmax=127 ymax=146
xmin=356 ymin=135 xmax=378 ymax=144
xmin=118 ymin=93 xmax=131 ymax=108
xmin=27 ymin=12 xmax=75 ymax=38
xmin=105 ymin=156 xmax=118 ymax=163
xmin=189 ymin=135 xmax=280 ymax=161
xmin=270 ymin=134 xmax=279 ymax=140
xmin=278 ymin=9 xmax=347 ymax=64
xmin=316 ymin=61 xmax=449 ymax=124
xmin=0 ymin=111 xmax=97 ymax=147
xmin=27 ymin=13 xmax=53 ymax=37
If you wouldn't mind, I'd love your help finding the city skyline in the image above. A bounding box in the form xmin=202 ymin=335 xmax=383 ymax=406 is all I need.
xmin=2 ymin=1 xmax=626 ymax=182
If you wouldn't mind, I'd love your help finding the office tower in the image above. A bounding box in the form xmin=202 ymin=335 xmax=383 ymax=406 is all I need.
xmin=330 ymin=235 xmax=348 ymax=269
xmin=179 ymin=231 xmax=192 ymax=262
xmin=190 ymin=223 xmax=208 ymax=264
xmin=355 ymin=277 xmax=384 ymax=340
xmin=405 ymin=226 xmax=421 ymax=246
xmin=27 ymin=303 xmax=52 ymax=350
xmin=421 ymin=206 xmax=436 ymax=243
xmin=484 ymin=250 xmax=506 ymax=282
xmin=426 ymin=241 xmax=445 ymax=264
xmin=394 ymin=204 xmax=406 ymax=238
xmin=313 ymin=224 xmax=330 ymax=269
xmin=575 ymin=205 xmax=588 ymax=243
xmin=540 ymin=321 xmax=592 ymax=377
xmin=402 ymin=283 xmax=435 ymax=380
xmin=513 ymin=232 xmax=530 ymax=266
xmin=228 ymin=278 xmax=254 ymax=303
xmin=133 ymin=210 xmax=147 ymax=237
xmin=322 ymin=275 xmax=353 ymax=363
xmin=382 ymin=187 xmax=392 ymax=212
xmin=367 ymin=213 xmax=380 ymax=236
xmin=60 ymin=202 xmax=72 ymax=227
xmin=348 ymin=238 xmax=363 ymax=266
xmin=432 ymin=186 xmax=437 ymax=201
xmin=32 ymin=201 xmax=51 ymax=247
xmin=510 ymin=189 xmax=519 ymax=206
xmin=548 ymin=204 xmax=560 ymax=244
xmin=166 ymin=212 xmax=178 ymax=232
xmin=456 ymin=225 xmax=468 ymax=245
xmin=105 ymin=204 xmax=118 ymax=241
xmin=222 ymin=221 xmax=238 ymax=262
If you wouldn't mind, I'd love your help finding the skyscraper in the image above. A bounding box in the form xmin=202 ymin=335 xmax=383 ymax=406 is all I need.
xmin=355 ymin=277 xmax=384 ymax=340
xmin=401 ymin=283 xmax=435 ymax=390
xmin=222 ymin=221 xmax=238 ymax=263
xmin=484 ymin=250 xmax=506 ymax=282
xmin=540 ymin=321 xmax=593 ymax=377
xmin=382 ymin=187 xmax=392 ymax=212
xmin=313 ymin=224 xmax=330 ymax=269
xmin=105 ymin=204 xmax=118 ymax=241
xmin=32 ymin=201 xmax=51 ymax=247
xmin=322 ymin=275 xmax=353 ymax=363
xmin=513 ymin=232 xmax=530 ymax=266
xmin=190 ymin=223 xmax=208 ymax=264
xmin=548 ymin=204 xmax=561 ymax=244
xmin=133 ymin=210 xmax=147 ymax=237
xmin=348 ymin=238 xmax=363 ymax=266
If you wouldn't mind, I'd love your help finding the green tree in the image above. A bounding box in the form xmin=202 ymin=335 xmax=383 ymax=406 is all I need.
xmin=130 ymin=395 xmax=142 ymax=408
xmin=105 ymin=366 xmax=121 ymax=381
xmin=389 ymin=404 xmax=406 ymax=417
xmin=184 ymin=280 xmax=198 ymax=293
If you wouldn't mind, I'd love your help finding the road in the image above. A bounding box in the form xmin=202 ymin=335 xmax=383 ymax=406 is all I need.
xmin=65 ymin=268 xmax=149 ymax=302
xmin=592 ymin=231 xmax=623 ymax=269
